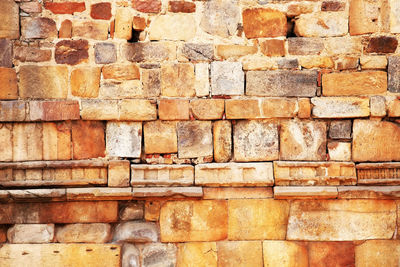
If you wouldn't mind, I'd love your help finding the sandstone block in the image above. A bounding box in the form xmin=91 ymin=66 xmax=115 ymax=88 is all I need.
xmin=81 ymin=100 xmax=119 ymax=120
xmin=299 ymin=56 xmax=334 ymax=69
xmin=355 ymin=240 xmax=400 ymax=267
xmin=132 ymin=187 xmax=202 ymax=198
xmin=311 ymin=97 xmax=370 ymax=118
xmin=280 ymin=120 xmax=327 ymax=161
xmin=200 ymin=0 xmax=240 ymax=38
xmin=356 ymin=163 xmax=400 ymax=185
xmin=55 ymin=39 xmax=89 ymax=65
xmin=149 ymin=14 xmax=196 ymax=41
xmin=177 ymin=121 xmax=213 ymax=158
xmin=242 ymin=8 xmax=287 ymax=38
xmin=277 ymin=58 xmax=299 ymax=69
xmin=308 ymin=242 xmax=355 ymax=267
xmin=72 ymin=20 xmax=109 ymax=40
xmin=56 ymin=223 xmax=111 ymax=243
xmin=388 ymin=56 xmax=400 ymax=92
xmin=133 ymin=16 xmax=147 ymax=31
xmin=120 ymin=203 xmax=144 ymax=221
xmin=321 ymin=1 xmax=346 ymax=11
xmin=370 ymin=95 xmax=386 ymax=117
xmin=114 ymin=222 xmax=158 ymax=243
xmin=0 ymin=39 xmax=12 ymax=67
xmin=102 ymin=64 xmax=140 ymax=80
xmin=322 ymin=71 xmax=387 ymax=96
xmin=91 ymin=3 xmax=112 ymax=20
xmin=108 ymin=160 xmax=130 ymax=187
xmin=211 ymin=61 xmax=244 ymax=96
xmin=106 ymin=122 xmax=142 ymax=158
xmin=142 ymin=68 xmax=161 ymax=97
xmin=0 ymin=124 xmax=12 ymax=162
xmin=45 ymin=2 xmax=86 ymax=14
xmin=13 ymin=123 xmax=43 ymax=161
xmin=216 ymin=45 xmax=257 ymax=59
xmin=141 ymin=243 xmax=177 ymax=267
xmin=217 ymin=241 xmax=263 ymax=267
xmin=274 ymin=161 xmax=356 ymax=186
xmin=180 ymin=43 xmax=214 ymax=62
xmin=177 ymin=242 xmax=217 ymax=267
xmin=94 ymin=43 xmax=116 ymax=64
xmin=7 ymin=224 xmax=54 ymax=244
xmin=353 ymin=120 xmax=400 ymax=162
xmin=22 ymin=18 xmax=57 ymax=39
xmin=115 ymin=8 xmax=132 ymax=40
xmin=195 ymin=163 xmax=273 ymax=186
xmin=228 ymin=199 xmax=289 ymax=240
xmin=195 ymin=63 xmax=210 ymax=96
xmin=390 ymin=0 xmax=400 ymax=33
xmin=122 ymin=244 xmax=140 ymax=267
xmin=213 ymin=120 xmax=231 ymax=163
xmin=169 ymin=1 xmax=196 ymax=13
xmin=203 ymin=187 xmax=273 ymax=200
xmin=71 ymin=67 xmax=101 ymax=98
xmin=161 ymin=63 xmax=195 ymax=97
xmin=19 ymin=66 xmax=68 ymax=99
xmin=42 ymin=122 xmax=72 ymax=160
xmin=274 ymin=186 xmax=338 ymax=199
xmin=233 ymin=120 xmax=279 ymax=161
xmin=144 ymin=121 xmax=177 ymax=154
xmin=119 ymin=99 xmax=157 ymax=121
xmin=246 ymin=70 xmax=317 ymax=97
xmin=349 ymin=0 xmax=379 ymax=35
xmin=329 ymin=120 xmax=352 ymax=139
xmin=133 ymin=0 xmax=161 ymax=13
xmin=338 ymin=186 xmax=400 ymax=199
xmin=288 ymin=37 xmax=324 ymax=55
xmin=0 ymin=68 xmax=18 ymax=99
xmin=131 ymin=164 xmax=194 ymax=186
xmin=263 ymin=241 xmax=308 ymax=267
xmin=14 ymin=47 xmax=52 ymax=62
xmin=59 ymin=20 xmax=72 ymax=38
xmin=289 ymin=199 xmax=396 ymax=241
xmin=0 ymin=0 xmax=19 ymax=39
xmin=364 ymin=36 xmax=398 ymax=54
xmin=190 ymin=99 xmax=224 ymax=120
xmin=360 ymin=55 xmax=387 ymax=69
xmin=260 ymin=39 xmax=285 ymax=57
xmin=66 ymin=188 xmax=132 ymax=201
xmin=72 ymin=121 xmax=105 ymax=160
xmin=328 ymin=141 xmax=351 ymax=161
xmin=160 ymin=200 xmax=228 ymax=242
xmin=124 ymin=42 xmax=176 ymax=62
xmin=388 ymin=97 xmax=400 ymax=117
xmin=158 ymin=99 xmax=189 ymax=121
xmin=295 ymin=12 xmax=348 ymax=37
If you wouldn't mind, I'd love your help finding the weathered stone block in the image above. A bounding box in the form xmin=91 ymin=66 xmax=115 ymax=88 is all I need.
xmin=216 ymin=45 xmax=257 ymax=59
xmin=287 ymin=200 xmax=396 ymax=241
xmin=177 ymin=121 xmax=213 ymax=158
xmin=263 ymin=241 xmax=308 ymax=267
xmin=328 ymin=142 xmax=351 ymax=161
xmin=94 ymin=43 xmax=116 ymax=64
xmin=388 ymin=56 xmax=400 ymax=93
xmin=370 ymin=95 xmax=386 ymax=117
xmin=90 ymin=2 xmax=112 ymax=20
xmin=308 ymin=242 xmax=355 ymax=267
xmin=144 ymin=121 xmax=177 ymax=154
xmin=0 ymin=39 xmax=12 ymax=67
xmin=211 ymin=61 xmax=244 ymax=96
xmin=353 ymin=120 xmax=400 ymax=162
xmin=274 ymin=186 xmax=338 ymax=199
xmin=120 ymin=203 xmax=144 ymax=221
xmin=19 ymin=66 xmax=68 ymax=99
xmin=66 ymin=188 xmax=132 ymax=201
xmin=22 ymin=18 xmax=57 ymax=39
xmin=45 ymin=2 xmax=86 ymax=14
xmin=349 ymin=0 xmax=379 ymax=35
xmin=59 ymin=19 xmax=72 ymax=38
xmin=72 ymin=121 xmax=105 ymax=160
xmin=56 ymin=223 xmax=111 ymax=243
xmin=329 ymin=120 xmax=352 ymax=139
xmin=149 ymin=14 xmax=196 ymax=41
xmin=42 ymin=122 xmax=72 ymax=160
xmin=108 ymin=160 xmax=130 ymax=187
xmin=195 ymin=163 xmax=273 ymax=187
xmin=102 ymin=64 xmax=140 ymax=80
xmin=321 ymin=1 xmax=346 ymax=11
xmin=14 ymin=47 xmax=52 ymax=63
xmin=169 ymin=1 xmax=196 ymax=13
xmin=115 ymin=8 xmax=132 ymax=40
xmin=246 ymin=70 xmax=317 ymax=97
xmin=81 ymin=100 xmax=119 ymax=120
xmin=133 ymin=187 xmax=202 ymax=198
xmin=356 ymin=163 xmax=400 ymax=185
xmin=119 ymin=99 xmax=157 ymax=121
xmin=141 ymin=68 xmax=161 ymax=97
xmin=311 ymin=97 xmax=370 ymax=118
xmin=177 ymin=242 xmax=217 ymax=267
xmin=72 ymin=20 xmax=109 ymax=40
xmin=0 ymin=101 xmax=25 ymax=122
xmin=360 ymin=55 xmax=387 ymax=69
xmin=160 ymin=200 xmax=228 ymax=242
xmin=114 ymin=222 xmax=158 ymax=243
xmin=195 ymin=63 xmax=210 ymax=96
xmin=133 ymin=0 xmax=161 ymax=13
xmin=131 ymin=164 xmax=193 ymax=186
xmin=0 ymin=124 xmax=12 ymax=162
xmin=71 ymin=67 xmax=101 ymax=98
xmin=190 ymin=99 xmax=224 ymax=120
xmin=355 ymin=240 xmax=400 ymax=267
xmin=141 ymin=243 xmax=177 ymax=267
xmin=8 ymin=224 xmax=54 ymax=244
xmin=55 ymin=39 xmax=88 ymax=65
xmin=288 ymin=38 xmax=324 ymax=55
xmin=242 ymin=8 xmax=286 ymax=38
xmin=274 ymin=161 xmax=356 ymax=186
xmin=158 ymin=99 xmax=189 ymax=121
xmin=0 ymin=68 xmax=17 ymax=100
xmin=338 ymin=186 xmax=400 ymax=199
xmin=13 ymin=123 xmax=43 ymax=161
xmin=364 ymin=36 xmax=398 ymax=54
xmin=161 ymin=63 xmax=195 ymax=97
xmin=0 ymin=0 xmax=19 ymax=39
xmin=106 ymin=122 xmax=142 ymax=158
xmin=213 ymin=120 xmax=231 ymax=163
xmin=122 ymin=244 xmax=139 ymax=267
xmin=280 ymin=120 xmax=327 ymax=161
xmin=233 ymin=120 xmax=278 ymax=161
xmin=203 ymin=187 xmax=273 ymax=200
xmin=260 ymin=39 xmax=285 ymax=57
xmin=322 ymin=71 xmax=387 ymax=96
xmin=295 ymin=12 xmax=348 ymax=37
xmin=124 ymin=42 xmax=176 ymax=62
xmin=228 ymin=199 xmax=289 ymax=240
xmin=217 ymin=241 xmax=263 ymax=267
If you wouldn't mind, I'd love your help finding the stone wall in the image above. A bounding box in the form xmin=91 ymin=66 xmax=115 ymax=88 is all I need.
xmin=1 ymin=0 xmax=400 ymax=265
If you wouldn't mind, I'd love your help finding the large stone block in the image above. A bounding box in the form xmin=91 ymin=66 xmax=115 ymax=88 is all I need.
xmin=80 ymin=100 xmax=119 ymax=120
xmin=160 ymin=200 xmax=228 ymax=242
xmin=195 ymin=163 xmax=274 ymax=186
xmin=55 ymin=40 xmax=89 ymax=65
xmin=217 ymin=241 xmax=263 ymax=267
xmin=19 ymin=66 xmax=68 ymax=99
xmin=149 ymin=14 xmax=196 ymax=41
xmin=113 ymin=222 xmax=158 ymax=243
xmin=71 ymin=67 xmax=101 ymax=98
xmin=131 ymin=164 xmax=194 ymax=186
xmin=288 ymin=37 xmax=324 ymax=55
xmin=177 ymin=242 xmax=217 ymax=267
xmin=108 ymin=160 xmax=130 ymax=187
xmin=106 ymin=122 xmax=142 ymax=158
xmin=13 ymin=123 xmax=43 ymax=161
xmin=7 ymin=224 xmax=54 ymax=244
xmin=55 ymin=223 xmax=111 ymax=243
xmin=124 ymin=42 xmax=176 ymax=62
xmin=0 ymin=68 xmax=17 ymax=100
xmin=21 ymin=17 xmax=57 ymax=39
xmin=213 ymin=120 xmax=231 ymax=163
xmin=0 ymin=0 xmax=19 ymax=39
xmin=233 ymin=120 xmax=279 ymax=161
xmin=263 ymin=241 xmax=308 ymax=267
xmin=119 ymin=99 xmax=156 ymax=121
xmin=190 ymin=99 xmax=224 ymax=120
xmin=45 ymin=2 xmax=86 ymax=14
xmin=72 ymin=20 xmax=109 ymax=40
xmin=242 ymin=8 xmax=287 ymax=38
xmin=228 ymin=199 xmax=289 ymax=240
xmin=29 ymin=101 xmax=80 ymax=121
xmin=0 ymin=39 xmax=13 ymax=67
xmin=181 ymin=43 xmax=214 ymax=61
xmin=349 ymin=0 xmax=379 ymax=35
xmin=114 ymin=8 xmax=132 ymax=40
xmin=287 ymin=200 xmax=396 ymax=241
xmin=274 ymin=161 xmax=356 ymax=186
xmin=322 ymin=71 xmax=387 ymax=96
xmin=353 ymin=120 xmax=400 ymax=162
xmin=295 ymin=12 xmax=348 ymax=37
xmin=161 ymin=63 xmax=195 ymax=97
xmin=211 ymin=62 xmax=244 ymax=95
xmin=246 ymin=70 xmax=317 ymax=97
xmin=0 ymin=101 xmax=25 ymax=122
xmin=308 ymin=242 xmax=355 ymax=267
xmin=141 ymin=243 xmax=177 ymax=267
xmin=390 ymin=0 xmax=400 ymax=33
xmin=144 ymin=121 xmax=177 ymax=154
xmin=158 ymin=99 xmax=189 ymax=121
xmin=311 ymin=97 xmax=370 ymax=118
xmin=42 ymin=122 xmax=72 ymax=160
xmin=0 ymin=124 xmax=12 ymax=162
xmin=72 ymin=121 xmax=105 ymax=160
xmin=280 ymin=120 xmax=327 ymax=161
xmin=356 ymin=163 xmax=400 ymax=185
xmin=177 ymin=121 xmax=213 ymax=158
xmin=355 ymin=240 xmax=400 ymax=266
xmin=388 ymin=56 xmax=400 ymax=93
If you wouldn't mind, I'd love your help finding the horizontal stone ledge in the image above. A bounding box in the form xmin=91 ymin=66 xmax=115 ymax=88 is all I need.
xmin=274 ymin=186 xmax=338 ymax=199
xmin=338 ymin=186 xmax=400 ymax=199
xmin=132 ymin=187 xmax=203 ymax=198
xmin=0 ymin=179 xmax=107 ymax=188
xmin=0 ymin=189 xmax=66 ymax=202
xmin=356 ymin=162 xmax=400 ymax=185
xmin=67 ymin=187 xmax=133 ymax=200
xmin=0 ymin=160 xmax=108 ymax=170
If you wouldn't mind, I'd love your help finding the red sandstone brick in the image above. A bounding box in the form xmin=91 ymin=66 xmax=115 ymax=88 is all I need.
xmin=159 ymin=99 xmax=190 ymax=120
xmin=72 ymin=121 xmax=105 ymax=160
xmin=59 ymin=20 xmax=72 ymax=38
xmin=90 ymin=2 xmax=112 ymax=20
xmin=0 ymin=68 xmax=18 ymax=100
xmin=30 ymin=101 xmax=80 ymax=121
xmin=132 ymin=0 xmax=161 ymax=13
xmin=45 ymin=2 xmax=86 ymax=14
xmin=168 ymin=1 xmax=196 ymax=13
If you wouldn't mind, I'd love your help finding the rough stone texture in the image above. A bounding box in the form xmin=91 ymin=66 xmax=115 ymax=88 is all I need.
xmin=311 ymin=97 xmax=370 ymax=118
xmin=169 ymin=1 xmax=196 ymax=13
xmin=19 ymin=66 xmax=68 ymax=99
xmin=217 ymin=241 xmax=263 ymax=267
xmin=108 ymin=160 xmax=130 ymax=187
xmin=338 ymin=186 xmax=400 ymax=199
xmin=161 ymin=63 xmax=195 ymax=97
xmin=95 ymin=43 xmax=117 ymax=64
xmin=149 ymin=14 xmax=196 ymax=41
xmin=213 ymin=120 xmax=231 ymax=163
xmin=124 ymin=42 xmax=176 ymax=62
xmin=177 ymin=121 xmax=213 ymax=159
xmin=160 ymin=200 xmax=228 ymax=242
xmin=226 ymin=99 xmax=297 ymax=119
xmin=195 ymin=63 xmax=210 ymax=96
xmin=113 ymin=222 xmax=158 ymax=243
xmin=295 ymin=12 xmax=348 ymax=37
xmin=59 ymin=20 xmax=72 ymax=38
xmin=211 ymin=61 xmax=244 ymax=96
xmin=120 ymin=203 xmax=144 ymax=221
xmin=288 ymin=38 xmax=324 ymax=55
xmin=29 ymin=101 xmax=80 ymax=121
xmin=200 ymin=0 xmax=240 ymax=38
xmin=360 ymin=55 xmax=387 ymax=69
xmin=177 ymin=242 xmax=217 ymax=267
xmin=55 ymin=39 xmax=89 ymax=65
xmin=274 ymin=186 xmax=338 ymax=199
xmin=142 ymin=68 xmax=161 ymax=97
xmin=22 ymin=18 xmax=57 ymax=39
xmin=7 ymin=224 xmax=54 ymax=244
xmin=144 ymin=121 xmax=177 ymax=154
xmin=365 ymin=36 xmax=398 ymax=53
xmin=0 ymin=39 xmax=12 ymax=67
xmin=14 ymin=47 xmax=52 ymax=62
xmin=353 ymin=119 xmax=400 ymax=162
xmin=141 ymin=243 xmax=177 ymax=267
xmin=349 ymin=0 xmax=379 ymax=35
xmin=263 ymin=241 xmax=308 ymax=267
xmin=260 ymin=39 xmax=285 ymax=57
xmin=322 ymin=71 xmax=387 ymax=96
xmin=81 ymin=100 xmax=119 ymax=120
xmin=228 ymin=199 xmax=289 ymax=240
xmin=106 ymin=122 xmax=142 ymax=158
xmin=280 ymin=120 xmax=327 ymax=161
xmin=195 ymin=163 xmax=274 ymax=186
xmin=246 ymin=70 xmax=317 ymax=97
xmin=45 ymin=2 xmax=86 ymax=14
xmin=370 ymin=96 xmax=386 ymax=117
xmin=0 ymin=101 xmax=26 ymax=122
xmin=216 ymin=45 xmax=258 ymax=59
xmin=91 ymin=2 xmax=112 ymax=20
xmin=190 ymin=99 xmax=224 ymax=120
xmin=242 ymin=8 xmax=287 ymax=38
xmin=0 ymin=0 xmax=19 ymax=39
xmin=388 ymin=98 xmax=400 ymax=117
xmin=158 ymin=100 xmax=189 ymax=121
xmin=328 ymin=141 xmax=351 ymax=161
xmin=388 ymin=56 xmax=400 ymax=92
xmin=321 ymin=1 xmax=346 ymax=11
xmin=122 ymin=244 xmax=140 ymax=267
xmin=72 ymin=20 xmax=109 ymax=40
xmin=234 ymin=120 xmax=279 ymax=161
xmin=390 ymin=0 xmax=400 ymax=33
xmin=329 ymin=120 xmax=352 ymax=139
xmin=308 ymin=242 xmax=355 ymax=267
xmin=131 ymin=165 xmax=194 ymax=186
xmin=274 ymin=161 xmax=356 ymax=186
xmin=203 ymin=187 xmax=273 ymax=200
xmin=102 ymin=64 xmax=140 ymax=80
xmin=355 ymin=240 xmax=400 ymax=267
xmin=133 ymin=0 xmax=161 ymax=13
xmin=119 ymin=99 xmax=157 ymax=121
xmin=55 ymin=223 xmax=111 ymax=243
xmin=0 ymin=68 xmax=18 ymax=100
xmin=287 ymin=200 xmax=396 ymax=241
xmin=115 ymin=8 xmax=133 ymax=40
xmin=72 ymin=121 xmax=105 ymax=160
xmin=71 ymin=67 xmax=101 ymax=98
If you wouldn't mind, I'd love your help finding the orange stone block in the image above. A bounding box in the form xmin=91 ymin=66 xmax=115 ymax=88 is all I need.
xmin=242 ymin=8 xmax=287 ymax=38
xmin=72 ymin=121 xmax=105 ymax=160
xmin=0 ymin=67 xmax=17 ymax=100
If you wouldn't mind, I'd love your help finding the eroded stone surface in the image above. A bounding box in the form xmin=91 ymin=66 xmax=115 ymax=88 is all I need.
xmin=8 ymin=224 xmax=54 ymax=244
xmin=217 ymin=241 xmax=263 ymax=267
xmin=211 ymin=62 xmax=244 ymax=96
xmin=177 ymin=121 xmax=213 ymax=158
xmin=263 ymin=241 xmax=308 ymax=267
xmin=114 ymin=222 xmax=158 ymax=243
xmin=106 ymin=122 xmax=142 ymax=158
xmin=242 ymin=8 xmax=287 ymax=38
xmin=56 ymin=223 xmax=111 ymax=243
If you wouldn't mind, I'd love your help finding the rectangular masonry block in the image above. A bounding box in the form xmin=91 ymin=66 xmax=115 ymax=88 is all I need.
xmin=203 ymin=187 xmax=273 ymax=200
xmin=263 ymin=241 xmax=309 ymax=267
xmin=0 ymin=101 xmax=26 ymax=122
xmin=274 ymin=161 xmax=356 ymax=186
xmin=274 ymin=186 xmax=338 ymax=199
xmin=108 ymin=160 xmax=130 ymax=187
xmin=217 ymin=241 xmax=263 ymax=267
xmin=132 ymin=187 xmax=203 ymax=198
xmin=131 ymin=164 xmax=194 ymax=186
xmin=66 ymin=188 xmax=133 ymax=201
xmin=195 ymin=163 xmax=274 ymax=186
xmin=312 ymin=97 xmax=370 ymax=118
xmin=356 ymin=163 xmax=400 ymax=185
xmin=355 ymin=240 xmax=400 ymax=267
xmin=338 ymin=186 xmax=400 ymax=199
xmin=72 ymin=121 xmax=105 ymax=160
xmin=106 ymin=122 xmax=142 ymax=158
xmin=29 ymin=101 xmax=80 ymax=121
xmin=287 ymin=200 xmax=396 ymax=241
